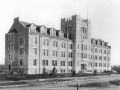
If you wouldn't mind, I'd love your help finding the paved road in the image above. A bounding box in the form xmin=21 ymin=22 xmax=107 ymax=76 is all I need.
xmin=1 ymin=74 xmax=120 ymax=90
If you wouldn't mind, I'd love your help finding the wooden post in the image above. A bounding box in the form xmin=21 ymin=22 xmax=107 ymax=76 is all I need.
xmin=77 ymin=83 xmax=79 ymax=90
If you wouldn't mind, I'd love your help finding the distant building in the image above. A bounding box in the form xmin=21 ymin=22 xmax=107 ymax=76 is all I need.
xmin=5 ymin=15 xmax=111 ymax=74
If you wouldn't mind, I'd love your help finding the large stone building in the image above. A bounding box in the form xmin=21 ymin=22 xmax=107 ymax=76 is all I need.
xmin=5 ymin=15 xmax=111 ymax=74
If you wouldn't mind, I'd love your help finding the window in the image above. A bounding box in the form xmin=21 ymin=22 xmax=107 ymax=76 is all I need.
xmin=94 ymin=63 xmax=97 ymax=67
xmin=104 ymin=63 xmax=106 ymax=67
xmin=42 ymin=60 xmax=48 ymax=66
xmin=99 ymin=63 xmax=102 ymax=67
xmin=68 ymin=52 xmax=72 ymax=58
xmin=20 ymin=48 xmax=24 ymax=55
xmin=91 ymin=55 xmax=93 ymax=60
xmin=20 ymin=59 xmax=24 ymax=66
xmin=43 ymin=49 xmax=49 ymax=56
xmin=81 ymin=53 xmax=84 ymax=59
xmin=8 ymin=54 xmax=10 ymax=60
xmin=43 ymin=39 xmax=49 ymax=46
xmin=61 ymin=61 xmax=65 ymax=66
xmin=104 ymin=56 xmax=106 ymax=61
xmin=104 ymin=50 xmax=106 ymax=54
xmin=99 ymin=49 xmax=102 ymax=54
xmin=52 ymin=60 xmax=57 ymax=66
xmin=62 ymin=42 xmax=66 ymax=48
xmin=52 ymin=50 xmax=57 ymax=56
xmin=81 ymin=44 xmax=84 ymax=50
xmin=94 ymin=55 xmax=97 ymax=60
xmin=33 ymin=59 xmax=37 ymax=66
xmin=20 ymin=37 xmax=24 ymax=45
xmin=61 ymin=51 xmax=65 ymax=57
xmin=8 ymin=43 xmax=10 ymax=50
xmin=68 ymin=61 xmax=72 ymax=66
xmin=11 ymin=54 xmax=13 ymax=60
xmin=99 ymin=56 xmax=102 ymax=60
xmin=69 ymin=44 xmax=72 ymax=49
xmin=34 ymin=48 xmax=37 ymax=55
xmin=95 ymin=48 xmax=97 ymax=53
xmin=35 ymin=37 xmax=37 ymax=44
xmin=53 ymin=41 xmax=58 ymax=47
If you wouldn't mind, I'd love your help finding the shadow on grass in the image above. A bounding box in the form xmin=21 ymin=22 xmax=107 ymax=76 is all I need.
xmin=109 ymin=80 xmax=120 ymax=85
xmin=69 ymin=82 xmax=109 ymax=88
xmin=46 ymin=78 xmax=72 ymax=82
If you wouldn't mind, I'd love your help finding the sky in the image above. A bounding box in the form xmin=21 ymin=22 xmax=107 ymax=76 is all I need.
xmin=0 ymin=0 xmax=120 ymax=65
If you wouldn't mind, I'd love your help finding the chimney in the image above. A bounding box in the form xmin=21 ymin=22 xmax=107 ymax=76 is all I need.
xmin=14 ymin=17 xmax=19 ymax=22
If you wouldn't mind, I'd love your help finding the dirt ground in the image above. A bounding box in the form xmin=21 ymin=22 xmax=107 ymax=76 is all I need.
xmin=1 ymin=74 xmax=120 ymax=90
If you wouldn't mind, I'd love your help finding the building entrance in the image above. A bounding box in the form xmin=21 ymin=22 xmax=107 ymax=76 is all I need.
xmin=81 ymin=64 xmax=87 ymax=71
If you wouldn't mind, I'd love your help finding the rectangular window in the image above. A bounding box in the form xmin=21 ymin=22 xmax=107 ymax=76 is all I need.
xmin=53 ymin=50 xmax=57 ymax=56
xmin=8 ymin=54 xmax=10 ymax=60
xmin=20 ymin=48 xmax=24 ymax=55
xmin=94 ymin=55 xmax=97 ymax=60
xmin=61 ymin=51 xmax=65 ymax=57
xmin=53 ymin=41 xmax=58 ymax=47
xmin=52 ymin=60 xmax=54 ymax=66
xmin=20 ymin=59 xmax=23 ymax=66
xmin=42 ymin=60 xmax=45 ymax=66
xmin=43 ymin=39 xmax=49 ymax=46
xmin=42 ymin=60 xmax=48 ymax=66
xmin=46 ymin=60 xmax=48 ymax=66
xmin=81 ymin=44 xmax=83 ymax=50
xmin=104 ymin=50 xmax=106 ymax=54
xmin=11 ymin=54 xmax=13 ymax=60
xmin=62 ymin=42 xmax=66 ymax=48
xmin=33 ymin=59 xmax=37 ymax=66
xmin=81 ymin=53 xmax=84 ymax=59
xmin=52 ymin=60 xmax=57 ymax=66
xmin=34 ymin=48 xmax=37 ymax=55
xmin=20 ymin=37 xmax=24 ymax=45
xmin=43 ymin=49 xmax=49 ymax=56
xmin=69 ymin=44 xmax=72 ymax=49
xmin=35 ymin=37 xmax=37 ymax=44
xmin=95 ymin=48 xmax=97 ymax=53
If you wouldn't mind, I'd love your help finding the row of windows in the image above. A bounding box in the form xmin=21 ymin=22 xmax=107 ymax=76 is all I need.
xmin=43 ymin=39 xmax=72 ymax=49
xmin=94 ymin=48 xmax=110 ymax=54
xmin=91 ymin=63 xmax=110 ymax=67
xmin=7 ymin=35 xmax=14 ymax=40
xmin=20 ymin=59 xmax=37 ymax=66
xmin=81 ymin=53 xmax=110 ymax=61
xmin=94 ymin=55 xmax=110 ymax=61
xmin=42 ymin=60 xmax=72 ymax=67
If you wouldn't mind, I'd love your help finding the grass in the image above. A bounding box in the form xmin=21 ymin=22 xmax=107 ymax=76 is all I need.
xmin=0 ymin=81 xmax=28 ymax=86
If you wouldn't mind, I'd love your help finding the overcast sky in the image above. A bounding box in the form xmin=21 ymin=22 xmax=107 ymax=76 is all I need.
xmin=0 ymin=0 xmax=120 ymax=65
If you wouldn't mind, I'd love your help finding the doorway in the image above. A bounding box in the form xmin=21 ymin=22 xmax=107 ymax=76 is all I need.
xmin=81 ymin=64 xmax=87 ymax=71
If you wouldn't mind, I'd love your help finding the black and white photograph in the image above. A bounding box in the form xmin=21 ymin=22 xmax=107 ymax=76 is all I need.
xmin=0 ymin=0 xmax=120 ymax=90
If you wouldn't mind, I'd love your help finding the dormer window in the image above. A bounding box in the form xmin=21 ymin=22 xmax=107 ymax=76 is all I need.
xmin=64 ymin=33 xmax=67 ymax=38
xmin=47 ymin=29 xmax=50 ymax=35
xmin=30 ymin=24 xmax=36 ymax=33
xmin=56 ymin=31 xmax=59 ymax=36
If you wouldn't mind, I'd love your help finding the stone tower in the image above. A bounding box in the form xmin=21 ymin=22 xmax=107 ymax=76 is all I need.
xmin=61 ymin=15 xmax=91 ymax=73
